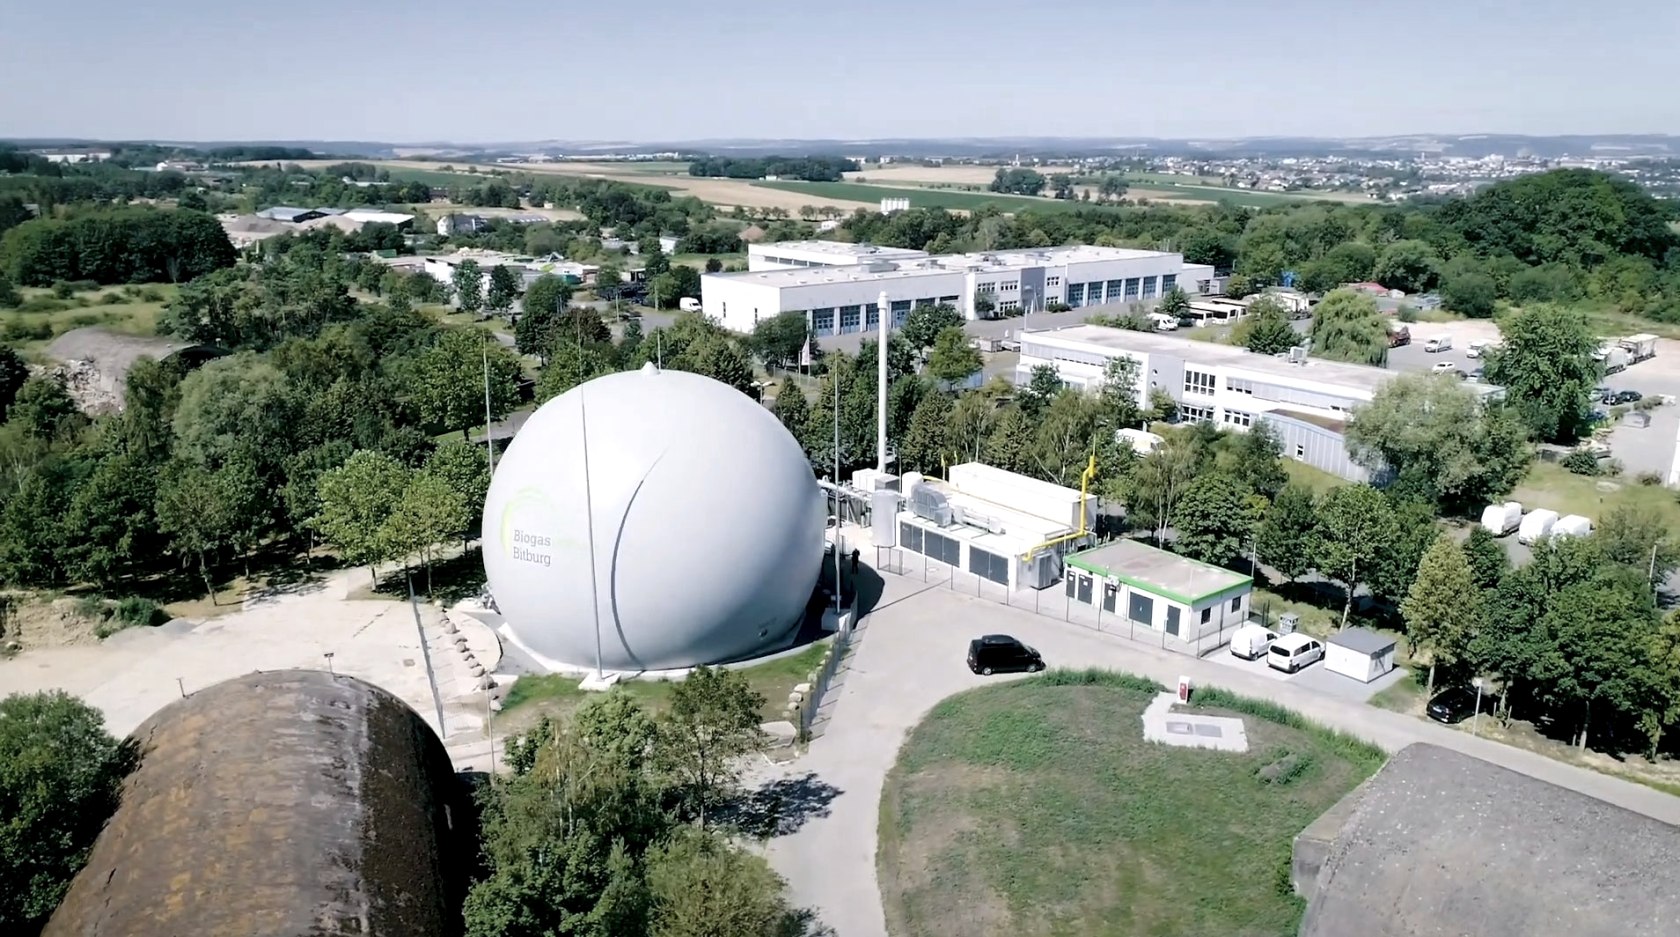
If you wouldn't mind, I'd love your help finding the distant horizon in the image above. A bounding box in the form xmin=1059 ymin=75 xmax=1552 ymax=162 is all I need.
xmin=4 ymin=0 xmax=1677 ymax=142
xmin=7 ymin=130 xmax=1680 ymax=150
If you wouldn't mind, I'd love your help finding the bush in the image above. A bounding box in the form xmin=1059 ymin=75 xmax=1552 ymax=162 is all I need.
xmin=99 ymin=292 xmax=125 ymax=306
xmin=1562 ymin=449 xmax=1601 ymax=476
xmin=68 ymin=313 xmax=101 ymax=328
xmin=113 ymin=597 xmax=165 ymax=629
xmin=1636 ymin=471 xmax=1663 ymax=486
xmin=1032 ymin=668 xmax=1163 ymax=693
xmin=1190 ymin=686 xmax=1387 ymax=773
xmin=1045 ymin=301 xmax=1072 ymax=313
xmin=137 ymin=286 xmax=164 ymax=302
xmin=65 ymin=279 xmax=100 ymax=294
xmin=15 ymin=295 xmax=69 ymax=314
xmin=50 ymin=281 xmax=75 ymax=299
xmin=0 ymin=320 xmax=51 ymax=342
xmin=1396 ymin=304 xmax=1418 ymax=322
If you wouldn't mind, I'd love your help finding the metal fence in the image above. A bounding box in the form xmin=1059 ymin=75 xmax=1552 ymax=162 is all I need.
xmin=871 ymin=542 xmax=1241 ymax=659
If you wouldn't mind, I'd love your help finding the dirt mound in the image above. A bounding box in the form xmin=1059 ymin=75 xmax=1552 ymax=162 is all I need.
xmin=3 ymin=597 xmax=104 ymax=651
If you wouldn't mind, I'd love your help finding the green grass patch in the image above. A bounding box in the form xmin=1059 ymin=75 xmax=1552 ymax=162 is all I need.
xmin=670 ymin=252 xmax=744 ymax=270
xmin=374 ymin=166 xmax=497 ymax=187
xmin=878 ymin=669 xmax=1383 ymax=937
xmin=5 ymin=284 xmax=177 ymax=356
xmin=1122 ymin=177 xmax=1373 ymax=207
xmin=499 ymin=638 xmax=834 ymax=724
xmin=1281 ymin=459 xmax=1348 ymax=497
xmin=1510 ymin=460 xmax=1680 ymax=528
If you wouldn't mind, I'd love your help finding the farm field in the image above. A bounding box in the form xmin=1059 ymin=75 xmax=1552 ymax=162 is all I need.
xmin=877 ymin=670 xmax=1383 ymax=937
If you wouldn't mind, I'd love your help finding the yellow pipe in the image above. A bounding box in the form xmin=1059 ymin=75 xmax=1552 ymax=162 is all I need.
xmin=1019 ymin=451 xmax=1098 ymax=561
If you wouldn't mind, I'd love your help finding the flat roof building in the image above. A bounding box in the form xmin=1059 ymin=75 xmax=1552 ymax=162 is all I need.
xmin=1017 ymin=324 xmax=1504 ymax=482
xmin=1064 ymin=539 xmax=1252 ymax=643
xmin=894 ymin=462 xmax=1096 ymax=592
xmin=706 ymin=240 xmax=1211 ymax=335
xmin=747 ymin=240 xmax=930 ymax=271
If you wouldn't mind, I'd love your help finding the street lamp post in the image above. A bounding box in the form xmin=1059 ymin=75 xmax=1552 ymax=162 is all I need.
xmin=1471 ymin=677 xmax=1485 ymax=736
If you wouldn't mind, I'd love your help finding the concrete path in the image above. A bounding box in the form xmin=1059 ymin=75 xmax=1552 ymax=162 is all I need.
xmin=753 ymin=565 xmax=1680 ymax=937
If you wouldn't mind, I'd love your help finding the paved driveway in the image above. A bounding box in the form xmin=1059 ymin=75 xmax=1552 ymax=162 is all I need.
xmin=755 ymin=565 xmax=1680 ymax=937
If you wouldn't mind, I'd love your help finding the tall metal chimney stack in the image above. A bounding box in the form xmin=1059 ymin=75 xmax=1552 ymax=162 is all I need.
xmin=876 ymin=289 xmax=889 ymax=473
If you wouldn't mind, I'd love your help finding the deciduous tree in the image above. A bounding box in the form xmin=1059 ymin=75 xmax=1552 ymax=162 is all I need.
xmin=925 ymin=326 xmax=981 ymax=387
xmin=411 ymin=329 xmax=520 ymax=437
xmin=1308 ymin=289 xmax=1388 ymax=366
xmin=899 ymin=391 xmax=951 ymax=475
xmin=486 ymin=264 xmax=520 ymax=314
xmin=313 ymin=449 xmax=411 ymax=584
xmin=1171 ymin=472 xmax=1255 ymax=566
xmin=1401 ymin=535 xmax=1480 ymax=699
xmin=1256 ymin=483 xmax=1316 ymax=581
xmin=901 ymin=302 xmax=964 ymax=351
xmin=1313 ymin=484 xmax=1396 ymax=628
xmin=655 ymin=666 xmax=766 ymax=828
xmin=452 ymin=259 xmax=484 ymax=314
xmin=1481 ymin=304 xmax=1599 ymax=443
xmin=0 ymin=691 xmax=127 ymax=934
xmin=1345 ymin=373 xmax=1530 ymax=512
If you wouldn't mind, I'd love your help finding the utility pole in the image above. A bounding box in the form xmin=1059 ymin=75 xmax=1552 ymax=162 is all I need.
xmin=834 ymin=365 xmax=842 ymax=616
xmin=481 ymin=341 xmax=495 ymax=474
xmin=875 ymin=289 xmax=889 ymax=472
xmin=580 ymin=393 xmax=605 ymax=679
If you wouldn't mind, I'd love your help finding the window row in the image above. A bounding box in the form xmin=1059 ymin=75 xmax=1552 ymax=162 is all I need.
xmin=1222 ymin=409 xmax=1253 ymax=428
xmin=1184 ymin=369 xmax=1217 ymax=396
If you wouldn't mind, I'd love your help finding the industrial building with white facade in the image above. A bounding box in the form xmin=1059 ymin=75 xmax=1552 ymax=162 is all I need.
xmin=1017 ymin=324 xmax=1504 ymax=482
xmin=702 ymin=240 xmax=1216 ymax=336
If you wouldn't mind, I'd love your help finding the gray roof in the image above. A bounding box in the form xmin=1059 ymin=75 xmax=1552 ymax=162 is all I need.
xmin=1299 ymin=743 xmax=1680 ymax=937
xmin=43 ymin=670 xmax=470 ymax=937
xmin=1066 ymin=538 xmax=1251 ymax=605
xmin=1326 ymin=626 xmax=1395 ymax=655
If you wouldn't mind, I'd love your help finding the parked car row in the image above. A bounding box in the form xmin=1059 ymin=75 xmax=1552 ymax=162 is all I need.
xmin=1229 ymin=625 xmax=1327 ymax=674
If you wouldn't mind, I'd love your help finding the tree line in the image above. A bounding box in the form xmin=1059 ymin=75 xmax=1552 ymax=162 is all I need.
xmin=0 ymin=207 xmax=236 ymax=286
xmin=838 ymin=168 xmax=1680 ymax=324
xmin=0 ymin=243 xmax=523 ymax=600
xmin=688 ymin=156 xmax=857 ymax=182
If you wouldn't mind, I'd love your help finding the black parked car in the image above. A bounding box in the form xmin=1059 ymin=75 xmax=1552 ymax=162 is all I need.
xmin=1426 ymin=685 xmax=1488 ymax=724
xmin=1609 ymin=389 xmax=1643 ymax=405
xmin=967 ymin=634 xmax=1044 ymax=675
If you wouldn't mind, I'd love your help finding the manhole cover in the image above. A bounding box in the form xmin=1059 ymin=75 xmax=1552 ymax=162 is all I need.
xmin=403 ymin=658 xmax=416 ymax=667
xmin=1165 ymin=722 xmax=1194 ymax=735
xmin=1193 ymin=724 xmax=1224 ymax=738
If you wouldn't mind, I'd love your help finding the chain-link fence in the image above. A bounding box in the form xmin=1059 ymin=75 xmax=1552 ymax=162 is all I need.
xmin=871 ymin=542 xmax=1241 ymax=658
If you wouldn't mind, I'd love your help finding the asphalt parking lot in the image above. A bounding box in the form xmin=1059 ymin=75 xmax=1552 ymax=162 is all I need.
xmin=1204 ymin=640 xmax=1410 ymax=702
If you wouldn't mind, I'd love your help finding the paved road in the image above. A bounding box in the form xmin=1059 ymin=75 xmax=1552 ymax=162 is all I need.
xmin=754 ymin=562 xmax=1680 ymax=937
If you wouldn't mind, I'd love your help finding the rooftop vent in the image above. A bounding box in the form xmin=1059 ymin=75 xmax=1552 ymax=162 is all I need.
xmin=910 ymin=485 xmax=953 ymax=527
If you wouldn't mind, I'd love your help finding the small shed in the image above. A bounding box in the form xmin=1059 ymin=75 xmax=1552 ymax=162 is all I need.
xmin=1325 ymin=628 xmax=1397 ymax=683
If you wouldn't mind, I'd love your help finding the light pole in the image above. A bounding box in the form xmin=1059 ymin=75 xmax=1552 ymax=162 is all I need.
xmin=323 ymin=652 xmax=335 ymax=675
xmin=1471 ymin=677 xmax=1484 ymax=736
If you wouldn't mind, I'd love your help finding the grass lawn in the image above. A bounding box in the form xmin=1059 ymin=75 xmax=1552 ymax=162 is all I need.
xmin=6 ymin=285 xmax=178 ymax=357
xmin=671 ymin=252 xmax=744 ymax=270
xmin=1121 ymin=177 xmax=1369 ymax=207
xmin=1510 ymin=461 xmax=1680 ymax=528
xmin=498 ymin=638 xmax=833 ymax=728
xmin=1281 ymin=459 xmax=1348 ymax=497
xmin=878 ymin=670 xmax=1383 ymax=937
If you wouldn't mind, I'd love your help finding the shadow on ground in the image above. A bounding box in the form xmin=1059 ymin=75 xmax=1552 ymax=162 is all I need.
xmin=719 ymin=771 xmax=843 ymax=839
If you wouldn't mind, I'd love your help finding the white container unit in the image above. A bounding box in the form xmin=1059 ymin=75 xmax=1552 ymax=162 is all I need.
xmin=1517 ymin=509 xmax=1560 ymax=545
xmin=1478 ymin=501 xmax=1523 ymax=536
xmin=1552 ymin=514 xmax=1594 ymax=540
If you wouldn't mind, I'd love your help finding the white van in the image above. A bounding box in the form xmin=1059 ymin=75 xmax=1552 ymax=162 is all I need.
xmin=1424 ymin=336 xmax=1452 ymax=353
xmin=1465 ymin=339 xmax=1489 ymax=358
xmin=1517 ymin=509 xmax=1560 ymax=545
xmin=1230 ymin=624 xmax=1280 ymax=661
xmin=1147 ymin=312 xmax=1179 ymax=331
xmin=1268 ymin=633 xmax=1325 ymax=673
xmin=1478 ymin=501 xmax=1522 ymax=536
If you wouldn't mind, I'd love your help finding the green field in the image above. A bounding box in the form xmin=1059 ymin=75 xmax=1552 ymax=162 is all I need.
xmin=753 ymin=181 xmax=1091 ymax=213
xmin=1125 ymin=177 xmax=1371 ymax=207
xmin=499 ymin=638 xmax=832 ymax=727
xmin=4 ymin=285 xmax=178 ymax=357
xmin=878 ymin=670 xmax=1384 ymax=937
xmin=376 ymin=166 xmax=509 ymax=187
xmin=1510 ymin=460 xmax=1680 ymax=528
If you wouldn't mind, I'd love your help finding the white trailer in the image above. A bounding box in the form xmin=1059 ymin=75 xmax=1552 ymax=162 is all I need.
xmin=1517 ymin=509 xmax=1560 ymax=545
xmin=1479 ymin=501 xmax=1522 ymax=536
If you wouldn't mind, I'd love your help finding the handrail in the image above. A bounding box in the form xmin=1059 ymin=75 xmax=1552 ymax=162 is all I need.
xmin=1018 ymin=451 xmax=1098 ymax=561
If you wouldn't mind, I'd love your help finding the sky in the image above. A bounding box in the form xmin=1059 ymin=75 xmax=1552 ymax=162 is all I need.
xmin=2 ymin=0 xmax=1676 ymax=143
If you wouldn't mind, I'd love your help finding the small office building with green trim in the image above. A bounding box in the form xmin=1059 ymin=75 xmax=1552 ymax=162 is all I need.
xmin=1064 ymin=539 xmax=1252 ymax=642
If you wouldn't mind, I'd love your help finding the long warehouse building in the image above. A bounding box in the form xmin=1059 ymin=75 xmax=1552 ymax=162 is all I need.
xmin=1018 ymin=324 xmax=1504 ymax=482
xmin=703 ymin=241 xmax=1216 ymax=335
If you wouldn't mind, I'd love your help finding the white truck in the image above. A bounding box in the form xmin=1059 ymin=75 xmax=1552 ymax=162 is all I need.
xmin=1423 ymin=336 xmax=1452 ymax=353
xmin=678 ymin=297 xmax=702 ymax=313
xmin=1595 ymin=343 xmax=1632 ymax=374
xmin=1619 ymin=333 xmax=1658 ymax=365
